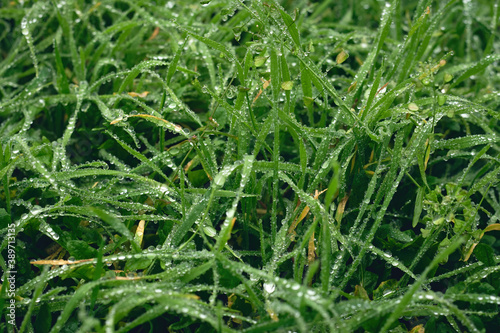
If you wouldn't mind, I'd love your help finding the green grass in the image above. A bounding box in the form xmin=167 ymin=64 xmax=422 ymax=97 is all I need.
xmin=1 ymin=0 xmax=499 ymax=331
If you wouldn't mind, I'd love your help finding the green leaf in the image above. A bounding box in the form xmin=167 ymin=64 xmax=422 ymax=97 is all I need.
xmin=474 ymin=243 xmax=496 ymax=267
xmin=53 ymin=39 xmax=70 ymax=94
xmin=324 ymin=161 xmax=340 ymax=211
xmin=254 ymin=55 xmax=267 ymax=67
xmin=432 ymin=135 xmax=500 ymax=150
xmin=89 ymin=208 xmax=141 ymax=253
xmin=413 ymin=187 xmax=425 ymax=228
xmin=180 ymin=260 xmax=214 ymax=283
xmin=381 ymin=237 xmax=465 ymax=332
xmin=177 ymin=26 xmax=244 ymax=82
xmin=336 ymin=49 xmax=349 ymax=64
xmin=117 ymin=60 xmax=167 ymax=94
xmin=450 ymin=54 xmax=500 ymax=88
xmin=49 ymin=280 xmax=121 ymax=333
xmin=347 ymin=0 xmax=395 ymax=106
xmin=408 ymin=102 xmax=419 ymax=111
xmin=171 ymin=195 xmax=209 ymax=247
xmin=19 ymin=266 xmax=49 ymax=333
xmin=53 ymin=4 xmax=82 ymax=81
xmin=216 ymin=155 xmax=254 ymax=252
xmin=270 ymin=47 xmax=280 ymax=101
xmin=119 ymin=114 xmax=187 ymax=137
xmin=167 ymin=36 xmax=187 ymax=84
xmin=0 ymin=208 xmax=11 ymax=230
xmin=33 ymin=303 xmax=52 ymax=333
xmin=66 ymin=240 xmax=98 ymax=259
xmin=279 ymin=8 xmax=300 ymax=48
xmin=373 ymin=279 xmax=398 ymax=299
xmin=281 ymin=80 xmax=293 ymax=90
xmin=125 ymin=257 xmax=152 ymax=271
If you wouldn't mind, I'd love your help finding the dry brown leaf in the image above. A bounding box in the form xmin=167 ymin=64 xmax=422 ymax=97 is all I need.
xmin=30 ymin=259 xmax=93 ymax=265
xmin=148 ymin=27 xmax=160 ymax=41
xmin=127 ymin=91 xmax=150 ymax=98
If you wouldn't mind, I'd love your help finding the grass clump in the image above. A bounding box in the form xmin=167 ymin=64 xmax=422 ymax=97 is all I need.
xmin=1 ymin=0 xmax=499 ymax=332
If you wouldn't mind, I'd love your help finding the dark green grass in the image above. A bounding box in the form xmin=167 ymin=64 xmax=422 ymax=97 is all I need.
xmin=1 ymin=0 xmax=499 ymax=332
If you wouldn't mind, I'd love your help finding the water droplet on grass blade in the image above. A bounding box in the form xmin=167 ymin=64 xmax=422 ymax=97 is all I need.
xmin=263 ymin=282 xmax=276 ymax=294
xmin=21 ymin=16 xmax=39 ymax=77
xmin=214 ymin=174 xmax=225 ymax=186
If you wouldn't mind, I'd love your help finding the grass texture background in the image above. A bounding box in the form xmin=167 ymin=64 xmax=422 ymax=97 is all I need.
xmin=0 ymin=0 xmax=499 ymax=332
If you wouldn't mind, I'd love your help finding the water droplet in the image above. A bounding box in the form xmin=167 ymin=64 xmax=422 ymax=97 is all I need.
xmin=263 ymin=282 xmax=276 ymax=294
